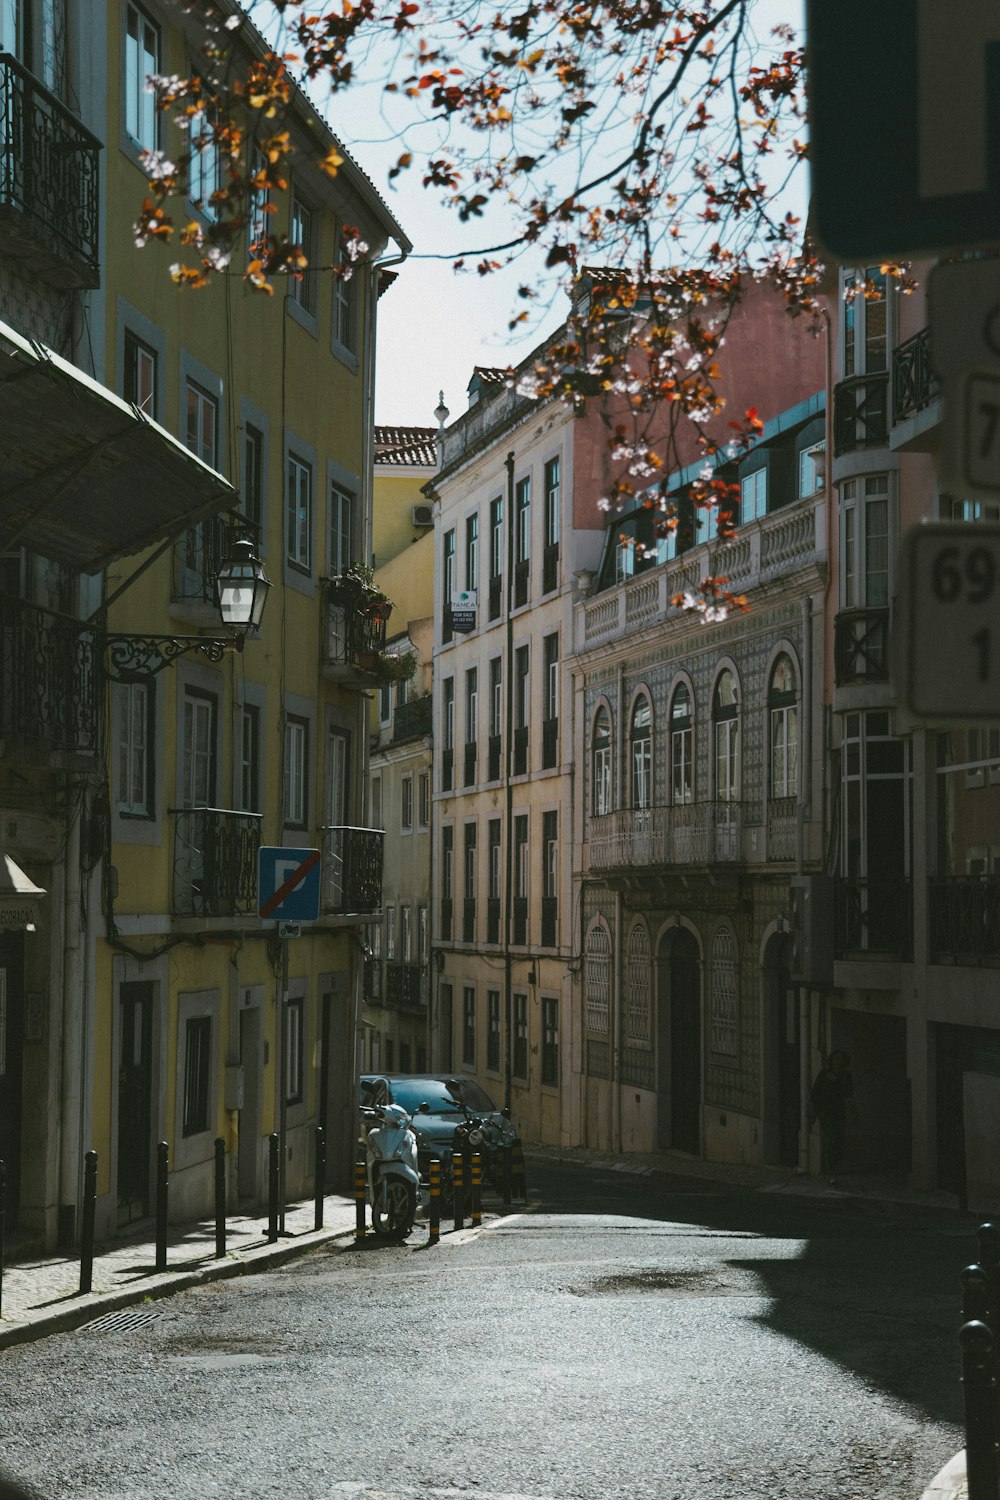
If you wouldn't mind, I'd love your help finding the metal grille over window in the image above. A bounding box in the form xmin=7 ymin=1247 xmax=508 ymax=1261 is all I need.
xmin=710 ymin=927 xmax=738 ymax=1056
xmin=585 ymin=923 xmax=611 ymax=1035
xmin=625 ymin=924 xmax=651 ymax=1044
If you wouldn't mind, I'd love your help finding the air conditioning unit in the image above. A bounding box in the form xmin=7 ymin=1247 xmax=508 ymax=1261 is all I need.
xmin=411 ymin=504 xmax=434 ymax=527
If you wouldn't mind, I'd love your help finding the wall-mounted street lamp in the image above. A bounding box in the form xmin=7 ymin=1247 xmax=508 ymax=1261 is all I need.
xmin=106 ymin=537 xmax=271 ymax=678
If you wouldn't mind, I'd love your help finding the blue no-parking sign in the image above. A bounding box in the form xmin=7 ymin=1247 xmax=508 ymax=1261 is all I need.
xmin=257 ymin=846 xmax=321 ymax=922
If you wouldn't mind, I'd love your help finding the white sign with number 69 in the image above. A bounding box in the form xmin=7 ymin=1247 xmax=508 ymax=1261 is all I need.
xmin=896 ymin=523 xmax=1000 ymax=719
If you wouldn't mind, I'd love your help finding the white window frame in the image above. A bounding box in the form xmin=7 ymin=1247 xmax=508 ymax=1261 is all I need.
xmin=741 ymin=467 xmax=766 ymax=521
xmin=124 ymin=0 xmax=159 ymax=153
xmin=115 ymin=679 xmax=152 ymax=817
xmin=841 ymin=473 xmax=890 ymax=609
xmin=284 ymin=715 xmax=308 ymax=828
xmin=286 ymin=452 xmax=312 ymax=572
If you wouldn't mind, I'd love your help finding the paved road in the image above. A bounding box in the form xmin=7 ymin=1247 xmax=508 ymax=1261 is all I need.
xmin=0 ymin=1160 xmax=967 ymax=1500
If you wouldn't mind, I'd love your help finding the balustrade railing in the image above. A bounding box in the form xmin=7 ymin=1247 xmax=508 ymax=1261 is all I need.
xmin=319 ymin=825 xmax=384 ymax=915
xmin=929 ymin=877 xmax=1000 ymax=963
xmin=0 ymin=596 xmax=100 ymax=757
xmin=835 ymin=607 xmax=890 ymax=685
xmin=767 ymin=797 xmax=797 ymax=862
xmin=322 ymin=578 xmax=389 ymax=675
xmin=893 ymin=327 xmax=941 ymax=424
xmin=386 ymin=960 xmax=424 ymax=1008
xmin=171 ymin=808 xmax=261 ymax=918
xmin=393 ymin=694 xmax=431 ymax=743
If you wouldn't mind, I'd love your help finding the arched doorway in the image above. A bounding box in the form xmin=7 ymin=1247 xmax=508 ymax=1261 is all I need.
xmin=656 ymin=928 xmax=701 ymax=1154
xmin=761 ymin=932 xmax=799 ymax=1168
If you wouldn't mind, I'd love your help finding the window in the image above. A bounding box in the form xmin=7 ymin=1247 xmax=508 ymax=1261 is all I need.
xmin=418 ymin=772 xmax=430 ymax=829
xmin=488 ymin=656 xmax=503 ymax=779
xmin=713 ymin=670 xmax=740 ymax=804
xmin=247 ymin=147 xmax=270 ymax=257
xmin=513 ymin=993 xmax=528 ymax=1079
xmin=124 ymin=1 xmax=158 ymax=152
xmin=334 ymin=244 xmax=358 ymax=352
xmin=243 ymin=424 xmax=264 ymax=529
xmin=466 ymin=513 xmax=479 ymax=592
xmin=285 ymin=996 xmax=304 ymax=1105
xmin=514 ymin=813 xmax=528 ymax=944
xmin=182 ymin=1015 xmax=211 ymax=1136
xmin=542 ymin=809 xmax=558 ymax=947
xmin=284 ymin=714 xmax=309 ymax=828
xmin=630 ymin=694 xmax=652 ymax=810
xmin=841 ymin=474 xmax=889 ymax=608
xmin=330 ymin=482 xmax=354 ymax=577
xmin=465 ymin=666 xmax=478 ymax=769
xmin=769 ymin=655 xmax=798 ymax=800
xmin=401 ymin=774 xmax=413 ymax=833
xmin=711 ymin=926 xmax=739 ymax=1057
xmin=487 ymin=990 xmax=501 ymax=1072
xmin=463 ymin=987 xmax=476 ymax=1066
xmin=124 ymin=330 xmax=156 ymax=415
xmin=489 ymin=496 xmax=503 ymax=619
xmin=386 ymin=905 xmax=396 ymax=960
xmin=418 ymin=905 xmax=429 ymax=964
xmin=239 ymin=702 xmax=261 ymax=813
xmin=670 ymin=683 xmax=694 ymax=805
xmin=945 ymin=496 xmax=1000 ymax=523
xmin=286 ymin=453 xmax=312 ymax=572
xmin=625 ymin=923 xmax=651 ymax=1044
xmin=592 ymin=706 xmax=612 ymax=817
xmin=544 ymin=457 xmax=560 ymax=592
xmin=741 ymin=467 xmax=766 ymax=522
xmin=442 ymin=528 xmax=456 ymax=643
xmin=189 ymin=110 xmax=220 ymax=219
xmin=799 ymin=442 xmax=826 ymax=498
xmin=401 ymin=904 xmax=412 ymax=962
xmin=289 ymin=192 xmax=317 ymax=316
xmin=514 ymin=645 xmax=530 ymax=775
xmin=515 ymin=477 xmax=531 ymax=563
xmin=542 ymin=632 xmax=559 ymax=769
xmin=585 ymin=923 xmax=611 ymax=1034
xmin=542 ymin=997 xmax=559 ymax=1086
xmin=371 ymin=773 xmax=383 ymax=830
xmin=186 ymin=380 xmax=218 ymax=468
xmin=441 ymin=825 xmax=454 ymax=932
xmin=463 ymin=821 xmax=477 ymax=941
xmin=182 ymin=689 xmax=217 ymax=807
xmin=442 ymin=677 xmax=455 ymax=791
xmin=843 ymin=266 xmax=887 ymax=377
xmin=488 ymin=817 xmax=502 ymax=933
xmin=115 ymin=679 xmax=154 ymax=817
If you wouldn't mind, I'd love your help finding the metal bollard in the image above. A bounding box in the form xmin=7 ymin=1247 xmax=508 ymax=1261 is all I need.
xmin=214 ymin=1138 xmax=226 ymax=1259
xmin=964 ymin=1264 xmax=992 ymax=1326
xmin=354 ymin=1158 xmax=367 ymax=1241
xmin=980 ymin=1225 xmax=1000 ymax=1324
xmin=452 ymin=1152 xmax=465 ymax=1232
xmin=155 ymin=1141 xmax=169 ymax=1272
xmin=512 ymin=1140 xmax=527 ymax=1201
xmin=267 ymin=1133 xmax=280 ymax=1243
xmin=314 ymin=1127 xmax=326 ymax=1232
xmin=428 ymin=1159 xmax=441 ymax=1245
xmin=961 ymin=1320 xmax=1000 ymax=1500
xmin=79 ymin=1150 xmax=98 ymax=1293
xmin=501 ymin=1143 xmax=513 ymax=1205
xmin=471 ymin=1152 xmax=482 ymax=1227
xmin=0 ymin=1158 xmax=6 ymax=1320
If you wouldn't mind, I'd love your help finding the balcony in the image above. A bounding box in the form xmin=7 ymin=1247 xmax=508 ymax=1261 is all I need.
xmin=513 ymin=896 xmax=528 ymax=945
xmin=362 ymin=956 xmax=382 ymax=1003
xmin=440 ymin=897 xmax=453 ymax=941
xmin=514 ymin=558 xmax=529 ymax=608
xmin=321 ymin=574 xmax=391 ymax=685
xmin=0 ymin=596 xmax=100 ymax=762
xmin=441 ymin=749 xmax=454 ymax=792
xmin=833 ymin=373 xmax=889 ymax=456
xmin=0 ymin=52 xmax=101 ymax=289
xmin=172 ymin=512 xmax=259 ymax=619
xmin=463 ymin=897 xmax=476 ymax=943
xmin=541 ymin=896 xmax=557 ymax=947
xmin=834 ymin=607 xmax=890 ymax=685
xmin=542 ymin=542 xmax=559 ymax=595
xmin=513 ymin=725 xmax=528 ymax=775
xmin=488 ymin=575 xmax=502 ymax=621
xmin=171 ymin=808 xmax=261 ymax=918
xmin=319 ymin=825 xmax=384 ymax=916
xmin=386 ymin=960 xmax=425 ymax=1009
xmin=542 ymin=717 xmax=558 ymax=770
xmin=835 ymin=876 xmax=912 ymax=959
xmin=487 ymin=897 xmax=501 ymax=944
xmin=893 ymin=327 xmax=941 ymax=425
xmin=487 ymin=734 xmax=501 ymax=781
xmin=767 ymin=797 xmax=797 ymax=862
xmin=393 ymin=694 xmax=432 ymax=744
xmin=463 ymin=742 xmax=477 ymax=788
xmin=929 ymin=877 xmax=1000 ymax=964
xmin=589 ymin=802 xmax=745 ymax=870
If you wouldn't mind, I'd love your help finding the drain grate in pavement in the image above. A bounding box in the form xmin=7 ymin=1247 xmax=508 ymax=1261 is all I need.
xmin=84 ymin=1306 xmax=164 ymax=1334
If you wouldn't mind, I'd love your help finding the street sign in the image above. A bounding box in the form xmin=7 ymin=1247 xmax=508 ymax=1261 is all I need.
xmin=257 ymin=846 xmax=321 ymax=922
xmin=808 ymin=1 xmax=1000 ymax=259
xmin=896 ymin=524 xmax=1000 ymax=719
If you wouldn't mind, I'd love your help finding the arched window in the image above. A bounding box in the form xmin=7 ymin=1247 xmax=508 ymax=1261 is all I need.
xmin=630 ymin=695 xmax=652 ymax=810
xmin=585 ymin=923 xmax=611 ymax=1034
xmin=592 ymin=706 xmax=612 ymax=817
xmin=710 ymin=926 xmax=738 ymax=1056
xmin=769 ymin=654 xmax=798 ymax=799
xmin=713 ymin=670 xmax=740 ymax=805
xmin=625 ymin=923 xmax=651 ymax=1043
xmin=670 ymin=683 xmax=693 ymax=805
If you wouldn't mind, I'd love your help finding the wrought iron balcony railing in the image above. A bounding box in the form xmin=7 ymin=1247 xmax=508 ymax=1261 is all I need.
xmin=514 ymin=558 xmax=529 ymax=608
xmin=835 ymin=876 xmax=912 ymax=958
xmin=513 ymin=896 xmax=528 ymax=945
xmin=463 ymin=897 xmax=476 ymax=942
xmin=893 ymin=327 xmax=941 ymax=425
xmin=362 ymin=956 xmax=382 ymax=1002
xmin=487 ymin=897 xmax=501 ymax=944
xmin=0 ymin=51 xmax=101 ymax=288
xmin=589 ymin=802 xmax=740 ymax=870
xmin=541 ymin=896 xmax=557 ymax=947
xmin=488 ymin=575 xmax=502 ymax=621
xmin=440 ymin=897 xmax=453 ymax=941
xmin=513 ymin=725 xmax=528 ymax=775
xmin=542 ymin=717 xmax=558 ymax=769
xmin=542 ymin=542 xmax=559 ymax=595
xmin=321 ymin=576 xmax=390 ymax=678
xmin=834 ymin=607 xmax=891 ymax=685
xmin=833 ymin=372 xmax=889 ymax=456
xmin=767 ymin=796 xmax=797 ymax=862
xmin=173 ymin=512 xmax=260 ymax=610
xmin=463 ymin=742 xmax=477 ymax=787
xmin=171 ymin=807 xmax=261 ymax=918
xmin=929 ymin=877 xmax=1000 ymax=963
xmin=319 ymin=825 xmax=384 ymax=915
xmin=487 ymin=734 xmax=502 ymax=781
xmin=0 ymin=595 xmax=101 ymax=759
xmin=386 ymin=960 xmax=425 ymax=1008
xmin=393 ymin=694 xmax=432 ymax=744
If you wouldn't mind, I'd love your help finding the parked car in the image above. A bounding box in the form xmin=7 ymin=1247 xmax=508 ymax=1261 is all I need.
xmin=359 ymin=1073 xmax=519 ymax=1188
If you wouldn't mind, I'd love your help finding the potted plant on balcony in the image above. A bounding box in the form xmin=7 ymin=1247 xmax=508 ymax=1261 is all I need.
xmin=326 ymin=563 xmax=395 ymax=671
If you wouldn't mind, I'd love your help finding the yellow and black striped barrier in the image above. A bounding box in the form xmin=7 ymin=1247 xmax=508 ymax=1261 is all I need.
xmin=452 ymin=1152 xmax=464 ymax=1232
xmin=354 ymin=1159 xmax=367 ymax=1241
xmin=471 ymin=1152 xmax=482 ymax=1227
xmin=428 ymin=1159 xmax=441 ymax=1245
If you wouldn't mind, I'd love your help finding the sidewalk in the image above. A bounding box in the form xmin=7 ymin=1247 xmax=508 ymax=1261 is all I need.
xmin=0 ymin=1190 xmax=359 ymax=1352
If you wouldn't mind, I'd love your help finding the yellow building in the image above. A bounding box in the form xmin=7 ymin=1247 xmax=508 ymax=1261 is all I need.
xmin=0 ymin=0 xmax=408 ymax=1248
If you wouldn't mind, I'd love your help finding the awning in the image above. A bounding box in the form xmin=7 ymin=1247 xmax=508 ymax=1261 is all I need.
xmin=0 ymin=319 xmax=237 ymax=572
xmin=0 ymin=852 xmax=46 ymax=931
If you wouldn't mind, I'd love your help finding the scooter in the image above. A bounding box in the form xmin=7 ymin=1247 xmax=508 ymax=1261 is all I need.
xmin=360 ymin=1100 xmax=421 ymax=1239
